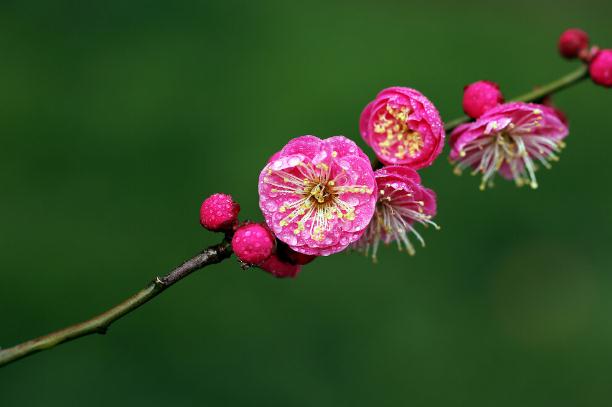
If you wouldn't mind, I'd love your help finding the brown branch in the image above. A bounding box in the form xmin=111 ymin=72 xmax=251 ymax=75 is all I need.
xmin=0 ymin=240 xmax=232 ymax=368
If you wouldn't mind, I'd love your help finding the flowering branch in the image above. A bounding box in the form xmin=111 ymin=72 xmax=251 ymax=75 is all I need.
xmin=0 ymin=240 xmax=232 ymax=368
xmin=444 ymin=63 xmax=589 ymax=132
xmin=1 ymin=28 xmax=609 ymax=369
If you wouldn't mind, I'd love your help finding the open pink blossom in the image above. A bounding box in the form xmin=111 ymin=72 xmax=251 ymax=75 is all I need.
xmin=352 ymin=166 xmax=438 ymax=262
xmin=450 ymin=102 xmax=569 ymax=190
xmin=360 ymin=87 xmax=445 ymax=168
xmin=259 ymin=135 xmax=376 ymax=256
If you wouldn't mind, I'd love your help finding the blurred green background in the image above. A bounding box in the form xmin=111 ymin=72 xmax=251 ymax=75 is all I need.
xmin=1 ymin=0 xmax=611 ymax=405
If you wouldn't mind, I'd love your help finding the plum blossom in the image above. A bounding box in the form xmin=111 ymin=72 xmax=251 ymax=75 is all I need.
xmin=360 ymin=87 xmax=445 ymax=168
xmin=450 ymin=102 xmax=569 ymax=190
xmin=353 ymin=166 xmax=438 ymax=261
xmin=259 ymin=136 xmax=376 ymax=256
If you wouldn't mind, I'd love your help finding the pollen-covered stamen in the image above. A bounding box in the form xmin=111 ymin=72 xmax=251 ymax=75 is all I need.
xmin=373 ymin=104 xmax=424 ymax=159
xmin=454 ymin=114 xmax=566 ymax=190
xmin=264 ymin=158 xmax=372 ymax=241
xmin=358 ymin=187 xmax=438 ymax=261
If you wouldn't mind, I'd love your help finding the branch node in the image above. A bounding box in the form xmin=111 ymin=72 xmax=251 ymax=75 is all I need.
xmin=154 ymin=276 xmax=167 ymax=287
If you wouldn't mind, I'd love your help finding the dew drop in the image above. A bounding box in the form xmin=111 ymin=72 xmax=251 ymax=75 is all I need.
xmin=347 ymin=196 xmax=359 ymax=206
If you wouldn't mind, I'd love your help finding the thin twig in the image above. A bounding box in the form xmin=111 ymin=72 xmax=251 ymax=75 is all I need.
xmin=444 ymin=64 xmax=589 ymax=132
xmin=0 ymin=240 xmax=232 ymax=368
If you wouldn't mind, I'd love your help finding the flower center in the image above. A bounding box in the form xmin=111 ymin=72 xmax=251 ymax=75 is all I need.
xmin=453 ymin=115 xmax=565 ymax=190
xmin=374 ymin=104 xmax=424 ymax=159
xmin=264 ymin=158 xmax=372 ymax=241
xmin=308 ymin=182 xmax=329 ymax=204
xmin=353 ymin=187 xmax=438 ymax=262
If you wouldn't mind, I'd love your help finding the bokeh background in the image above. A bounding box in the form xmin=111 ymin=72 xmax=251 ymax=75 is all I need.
xmin=1 ymin=0 xmax=611 ymax=405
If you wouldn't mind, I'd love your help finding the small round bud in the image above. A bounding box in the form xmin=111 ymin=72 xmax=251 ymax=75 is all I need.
xmin=558 ymin=28 xmax=589 ymax=59
xmin=285 ymin=250 xmax=316 ymax=266
xmin=276 ymin=241 xmax=317 ymax=265
xmin=200 ymin=193 xmax=240 ymax=232
xmin=232 ymin=223 xmax=275 ymax=265
xmin=462 ymin=81 xmax=504 ymax=119
xmin=259 ymin=254 xmax=301 ymax=278
xmin=589 ymin=49 xmax=612 ymax=88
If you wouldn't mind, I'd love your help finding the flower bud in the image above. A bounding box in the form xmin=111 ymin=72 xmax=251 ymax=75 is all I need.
xmin=558 ymin=28 xmax=589 ymax=59
xmin=259 ymin=254 xmax=301 ymax=278
xmin=589 ymin=49 xmax=612 ymax=88
xmin=232 ymin=223 xmax=275 ymax=265
xmin=200 ymin=193 xmax=240 ymax=232
xmin=276 ymin=241 xmax=317 ymax=265
xmin=462 ymin=80 xmax=504 ymax=119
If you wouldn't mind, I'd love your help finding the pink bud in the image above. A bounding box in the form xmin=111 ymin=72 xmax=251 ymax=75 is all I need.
xmin=558 ymin=28 xmax=589 ymax=59
xmin=276 ymin=241 xmax=317 ymax=265
xmin=259 ymin=254 xmax=301 ymax=278
xmin=462 ymin=81 xmax=504 ymax=119
xmin=199 ymin=193 xmax=240 ymax=232
xmin=232 ymin=223 xmax=275 ymax=265
xmin=589 ymin=49 xmax=612 ymax=88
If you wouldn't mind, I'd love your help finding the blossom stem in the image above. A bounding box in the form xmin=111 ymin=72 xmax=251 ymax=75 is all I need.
xmin=0 ymin=240 xmax=232 ymax=368
xmin=444 ymin=64 xmax=589 ymax=132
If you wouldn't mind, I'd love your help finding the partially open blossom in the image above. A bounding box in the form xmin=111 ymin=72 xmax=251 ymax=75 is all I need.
xmin=462 ymin=81 xmax=504 ymax=119
xmin=589 ymin=49 xmax=612 ymax=88
xmin=259 ymin=135 xmax=376 ymax=256
xmin=450 ymin=102 xmax=569 ymax=190
xmin=353 ymin=166 xmax=438 ymax=262
xmin=259 ymin=254 xmax=301 ymax=278
xmin=558 ymin=28 xmax=589 ymax=59
xmin=232 ymin=223 xmax=275 ymax=265
xmin=200 ymin=193 xmax=240 ymax=231
xmin=360 ymin=87 xmax=445 ymax=168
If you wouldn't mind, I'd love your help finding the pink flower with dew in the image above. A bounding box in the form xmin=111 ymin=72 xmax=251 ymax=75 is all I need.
xmin=450 ymin=102 xmax=569 ymax=190
xmin=353 ymin=166 xmax=438 ymax=262
xmin=259 ymin=136 xmax=377 ymax=256
xmin=360 ymin=87 xmax=445 ymax=168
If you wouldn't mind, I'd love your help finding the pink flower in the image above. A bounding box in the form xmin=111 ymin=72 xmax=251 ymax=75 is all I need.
xmin=360 ymin=87 xmax=445 ymax=168
xmin=259 ymin=136 xmax=377 ymax=256
xmin=353 ymin=166 xmax=438 ymax=262
xmin=450 ymin=102 xmax=569 ymax=190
